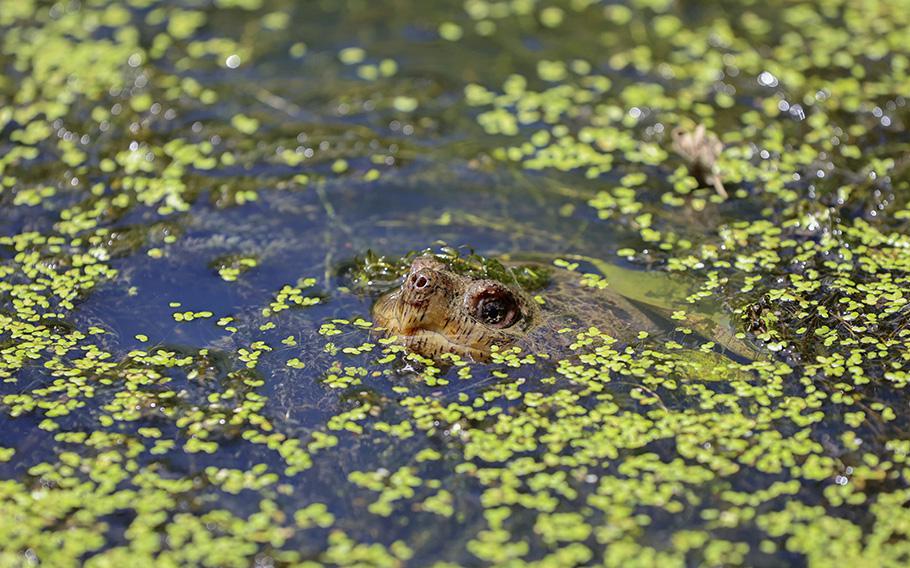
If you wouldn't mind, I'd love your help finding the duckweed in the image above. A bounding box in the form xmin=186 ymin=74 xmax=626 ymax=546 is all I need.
xmin=3 ymin=0 xmax=910 ymax=566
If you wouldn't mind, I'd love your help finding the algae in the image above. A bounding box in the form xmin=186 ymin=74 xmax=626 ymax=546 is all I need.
xmin=2 ymin=0 xmax=910 ymax=566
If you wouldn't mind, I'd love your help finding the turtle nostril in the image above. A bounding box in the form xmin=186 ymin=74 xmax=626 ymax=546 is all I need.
xmin=413 ymin=275 xmax=430 ymax=289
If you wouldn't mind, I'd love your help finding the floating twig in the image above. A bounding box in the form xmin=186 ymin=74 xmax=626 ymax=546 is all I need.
xmin=671 ymin=124 xmax=728 ymax=198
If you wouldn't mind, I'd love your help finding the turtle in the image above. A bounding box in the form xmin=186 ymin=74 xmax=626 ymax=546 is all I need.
xmin=370 ymin=252 xmax=756 ymax=362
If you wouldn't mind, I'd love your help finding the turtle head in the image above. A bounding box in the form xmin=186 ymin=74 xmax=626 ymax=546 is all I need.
xmin=372 ymin=256 xmax=540 ymax=360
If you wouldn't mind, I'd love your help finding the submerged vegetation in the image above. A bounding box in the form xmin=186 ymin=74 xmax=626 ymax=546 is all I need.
xmin=2 ymin=0 xmax=910 ymax=565
xmin=344 ymin=247 xmax=552 ymax=294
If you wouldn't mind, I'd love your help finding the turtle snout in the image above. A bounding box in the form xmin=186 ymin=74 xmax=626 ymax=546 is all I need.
xmin=410 ymin=272 xmax=432 ymax=290
xmin=401 ymin=268 xmax=438 ymax=304
xmin=402 ymin=268 xmax=439 ymax=301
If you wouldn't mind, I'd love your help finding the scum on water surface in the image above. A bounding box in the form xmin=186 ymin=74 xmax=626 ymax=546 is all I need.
xmin=2 ymin=0 xmax=910 ymax=566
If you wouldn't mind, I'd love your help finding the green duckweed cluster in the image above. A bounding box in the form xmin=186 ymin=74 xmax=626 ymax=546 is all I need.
xmin=3 ymin=0 xmax=910 ymax=566
xmin=345 ymin=247 xmax=551 ymax=294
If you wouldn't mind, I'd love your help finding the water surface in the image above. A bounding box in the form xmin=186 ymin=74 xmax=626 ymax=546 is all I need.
xmin=2 ymin=1 xmax=910 ymax=566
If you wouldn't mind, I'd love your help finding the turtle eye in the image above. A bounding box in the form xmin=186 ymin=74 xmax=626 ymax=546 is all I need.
xmin=467 ymin=285 xmax=519 ymax=328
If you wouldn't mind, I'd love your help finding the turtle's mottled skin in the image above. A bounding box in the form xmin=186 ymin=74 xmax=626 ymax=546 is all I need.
xmin=372 ymin=256 xmax=660 ymax=360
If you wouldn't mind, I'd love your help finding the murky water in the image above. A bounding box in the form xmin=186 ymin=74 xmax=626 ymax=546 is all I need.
xmin=3 ymin=1 xmax=910 ymax=566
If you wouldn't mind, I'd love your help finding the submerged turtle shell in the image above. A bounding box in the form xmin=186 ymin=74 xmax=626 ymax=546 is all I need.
xmin=372 ymin=255 xmax=662 ymax=361
xmin=521 ymin=267 xmax=663 ymax=352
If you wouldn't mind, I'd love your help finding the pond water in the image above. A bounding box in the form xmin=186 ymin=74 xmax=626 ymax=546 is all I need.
xmin=2 ymin=0 xmax=910 ymax=566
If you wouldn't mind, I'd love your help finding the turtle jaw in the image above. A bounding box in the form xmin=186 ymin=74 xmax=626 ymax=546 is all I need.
xmin=372 ymin=292 xmax=490 ymax=361
xmin=397 ymin=326 xmax=489 ymax=361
